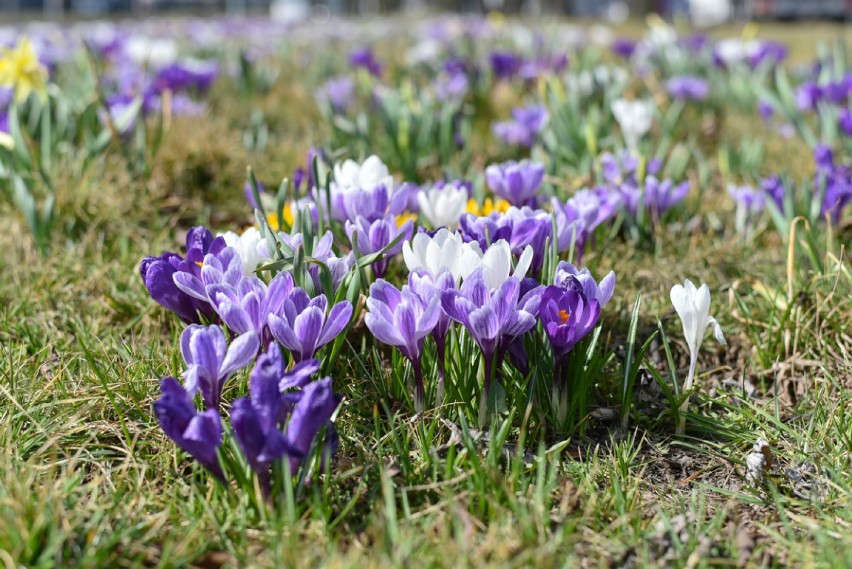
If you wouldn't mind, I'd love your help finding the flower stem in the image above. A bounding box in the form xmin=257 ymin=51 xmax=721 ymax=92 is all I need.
xmin=676 ymin=355 xmax=697 ymax=435
xmin=412 ymin=356 xmax=425 ymax=413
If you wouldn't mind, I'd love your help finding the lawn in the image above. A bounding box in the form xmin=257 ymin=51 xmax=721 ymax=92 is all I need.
xmin=0 ymin=14 xmax=850 ymax=568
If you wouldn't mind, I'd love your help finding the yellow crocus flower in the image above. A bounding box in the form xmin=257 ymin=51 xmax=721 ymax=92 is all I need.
xmin=0 ymin=37 xmax=48 ymax=103
xmin=466 ymin=197 xmax=511 ymax=217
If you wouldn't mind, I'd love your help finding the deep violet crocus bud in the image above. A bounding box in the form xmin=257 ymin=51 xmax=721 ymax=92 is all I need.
xmin=154 ymin=377 xmax=225 ymax=482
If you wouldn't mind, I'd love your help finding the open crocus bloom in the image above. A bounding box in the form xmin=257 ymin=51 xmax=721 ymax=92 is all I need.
xmin=219 ymin=227 xmax=269 ymax=275
xmin=479 ymin=240 xmax=533 ymax=291
xmin=611 ymin=98 xmax=653 ymax=152
xmin=402 ymin=228 xmax=483 ymax=285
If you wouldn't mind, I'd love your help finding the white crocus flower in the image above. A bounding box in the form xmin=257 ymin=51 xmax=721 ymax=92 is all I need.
xmin=125 ymin=36 xmax=178 ymax=67
xmin=611 ymin=98 xmax=653 ymax=153
xmin=417 ymin=183 xmax=468 ymax=229
xmin=670 ymin=279 xmax=727 ymax=434
xmin=402 ymin=228 xmax=482 ymax=285
xmin=479 ymin=240 xmax=533 ymax=291
xmin=219 ymin=227 xmax=269 ymax=275
xmin=332 ymin=155 xmax=394 ymax=191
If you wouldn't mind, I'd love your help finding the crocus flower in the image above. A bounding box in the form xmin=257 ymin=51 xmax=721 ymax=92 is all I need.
xmin=219 ymin=227 xmax=269 ymax=275
xmin=417 ymin=180 xmax=469 ymax=229
xmin=154 ymin=377 xmax=224 ymax=481
xmin=340 ymin=182 xmax=409 ymax=223
xmin=231 ymin=347 xmax=339 ymax=493
xmin=268 ymin=289 xmax=352 ymax=363
xmin=345 ymin=214 xmax=414 ymax=278
xmin=152 ymin=59 xmax=218 ymax=94
xmin=365 ymin=279 xmax=441 ymax=411
xmin=554 ymin=262 xmax=616 ymax=307
xmin=479 ymin=240 xmax=534 ymax=291
xmin=611 ymin=98 xmax=653 ymax=152
xmin=349 ymin=47 xmax=383 ymax=77
xmin=840 ymin=108 xmax=852 ymax=137
xmin=402 ymin=228 xmax=483 ymax=285
xmin=670 ymin=279 xmax=727 ymax=434
xmin=485 ymin=160 xmax=546 ymax=207
xmin=665 ymin=75 xmax=709 ymax=101
xmin=489 ymin=51 xmax=523 ymax=79
xmin=140 ymin=227 xmax=227 ymax=324
xmin=407 ymin=268 xmax=455 ymax=394
xmin=492 ymin=105 xmax=549 ymax=148
xmin=322 ymin=155 xmax=395 ymax=221
xmin=316 ymin=75 xmax=355 ymax=113
xmin=552 ymin=188 xmax=621 ymax=260
xmin=441 ymin=270 xmax=541 ymax=394
xmin=180 ymin=324 xmax=259 ymax=411
xmin=727 ymin=184 xmax=766 ymax=234
xmin=539 ymin=285 xmax=601 ymax=385
xmin=459 ymin=207 xmax=551 ymax=272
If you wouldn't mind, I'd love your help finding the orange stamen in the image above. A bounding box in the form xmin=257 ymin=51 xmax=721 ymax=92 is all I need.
xmin=559 ymin=309 xmax=570 ymax=323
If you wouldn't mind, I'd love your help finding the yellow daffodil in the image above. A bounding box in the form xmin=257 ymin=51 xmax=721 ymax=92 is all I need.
xmin=0 ymin=37 xmax=48 ymax=103
xmin=466 ymin=197 xmax=510 ymax=217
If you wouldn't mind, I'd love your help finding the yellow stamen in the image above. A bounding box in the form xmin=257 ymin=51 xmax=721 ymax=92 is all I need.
xmin=466 ymin=197 xmax=510 ymax=217
xmin=395 ymin=212 xmax=417 ymax=228
xmin=558 ymin=309 xmax=570 ymax=323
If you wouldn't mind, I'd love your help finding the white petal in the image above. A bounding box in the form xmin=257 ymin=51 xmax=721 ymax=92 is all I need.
xmin=708 ymin=316 xmax=727 ymax=346
xmin=513 ymin=245 xmax=533 ymax=282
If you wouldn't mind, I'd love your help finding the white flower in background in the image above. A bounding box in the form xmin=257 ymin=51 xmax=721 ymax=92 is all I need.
xmin=714 ymin=38 xmax=762 ymax=67
xmin=219 ymin=227 xmax=269 ymax=275
xmin=402 ymin=228 xmax=482 ymax=284
xmin=125 ymin=36 xmax=178 ymax=67
xmin=670 ymin=279 xmax=727 ymax=434
xmin=332 ymin=155 xmax=394 ymax=191
xmin=417 ymin=182 xmax=468 ymax=229
xmin=479 ymin=240 xmax=533 ymax=291
xmin=611 ymin=98 xmax=653 ymax=153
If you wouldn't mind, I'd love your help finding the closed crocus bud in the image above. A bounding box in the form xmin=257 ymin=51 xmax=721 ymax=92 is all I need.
xmin=611 ymin=98 xmax=653 ymax=152
xmin=417 ymin=181 xmax=469 ymax=229
xmin=670 ymin=279 xmax=726 ymax=434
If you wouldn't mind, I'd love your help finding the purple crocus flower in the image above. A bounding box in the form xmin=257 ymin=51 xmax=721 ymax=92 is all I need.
xmin=279 ymin=231 xmax=355 ymax=295
xmin=611 ymin=38 xmax=637 ymax=59
xmin=757 ymin=99 xmax=774 ymax=121
xmin=840 ymin=108 xmax=852 ymax=137
xmin=441 ymin=270 xmax=542 ymax=394
xmin=180 ymin=324 xmax=259 ymax=411
xmin=485 ymin=160 xmax=545 ymax=207
xmin=552 ymin=188 xmax=621 ymax=262
xmin=761 ymin=175 xmax=786 ymax=212
xmin=727 ymin=184 xmax=766 ymax=213
xmin=459 ymin=207 xmax=550 ymax=272
xmin=492 ymin=105 xmax=549 ymax=148
xmin=345 ymin=214 xmax=414 ymax=278
xmin=796 ymin=82 xmax=822 ymax=112
xmin=154 ymin=377 xmax=225 ymax=481
xmin=268 ymin=289 xmax=352 ymax=363
xmin=231 ymin=347 xmax=339 ymax=493
xmin=153 ymin=59 xmax=218 ymax=94
xmin=340 ymin=183 xmax=409 ymax=223
xmin=814 ymin=144 xmax=852 ymax=223
xmin=349 ymin=47 xmax=383 ymax=77
xmin=490 ymin=51 xmax=523 ymax=79
xmin=540 ymin=285 xmax=601 ymax=359
xmin=665 ymin=75 xmax=710 ymax=101
xmin=554 ymin=262 xmax=616 ymax=308
xmin=140 ymin=227 xmax=227 ymax=324
xmin=317 ymin=76 xmax=355 ymax=113
xmin=365 ymin=279 xmax=441 ymax=410
xmin=407 ymin=268 xmax=455 ymax=388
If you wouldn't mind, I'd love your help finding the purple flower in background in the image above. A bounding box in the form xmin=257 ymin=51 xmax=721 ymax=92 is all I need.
xmin=748 ymin=40 xmax=787 ymax=69
xmin=140 ymin=227 xmax=227 ymax=324
xmin=153 ymin=59 xmax=218 ymax=94
xmin=492 ymin=105 xmax=549 ymax=148
xmin=490 ymin=51 xmax=523 ymax=79
xmin=365 ymin=279 xmax=441 ymax=410
xmin=611 ymin=38 xmax=637 ymax=59
xmin=434 ymin=72 xmax=469 ymax=103
xmin=244 ymin=179 xmax=265 ymax=210
xmin=552 ymin=188 xmax=620 ymax=261
xmin=345 ymin=214 xmax=414 ymax=278
xmin=665 ymin=75 xmax=710 ymax=101
xmin=727 ymin=184 xmax=766 ymax=213
xmin=180 ymin=324 xmax=259 ymax=410
xmin=840 ymin=108 xmax=852 ymax=137
xmin=485 ymin=160 xmax=545 ymax=207
xmin=268 ymin=289 xmax=352 ymax=363
xmin=154 ymin=377 xmax=225 ymax=481
xmin=349 ymin=47 xmax=383 ymax=77
xmin=317 ymin=76 xmax=355 ymax=113
xmin=760 ymin=175 xmax=786 ymax=212
xmin=757 ymin=99 xmax=774 ymax=121
xmin=554 ymin=262 xmax=616 ymax=308
xmin=796 ymin=82 xmax=822 ymax=112
xmin=441 ymin=271 xmax=541 ymax=394
xmin=814 ymin=144 xmax=852 ymax=223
